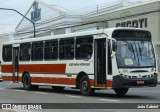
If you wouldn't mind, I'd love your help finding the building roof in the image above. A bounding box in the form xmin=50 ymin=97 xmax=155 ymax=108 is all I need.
xmin=16 ymin=0 xmax=81 ymax=31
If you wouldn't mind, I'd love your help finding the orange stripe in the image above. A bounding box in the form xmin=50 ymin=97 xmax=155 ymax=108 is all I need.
xmin=2 ymin=76 xmax=76 ymax=85
xmin=2 ymin=76 xmax=22 ymax=82
xmin=60 ymin=78 xmax=76 ymax=85
xmin=2 ymin=76 xmax=112 ymax=88
xmin=106 ymin=80 xmax=112 ymax=87
xmin=32 ymin=77 xmax=76 ymax=85
xmin=90 ymin=80 xmax=112 ymax=88
xmin=2 ymin=76 xmax=13 ymax=81
xmin=1 ymin=64 xmax=66 ymax=74
xmin=90 ymin=80 xmax=95 ymax=86
xmin=97 ymin=84 xmax=105 ymax=87
xmin=1 ymin=65 xmax=13 ymax=73
xmin=31 ymin=77 xmax=59 ymax=84
xmin=96 ymin=80 xmax=112 ymax=87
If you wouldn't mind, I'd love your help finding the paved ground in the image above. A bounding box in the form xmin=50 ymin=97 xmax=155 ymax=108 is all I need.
xmin=0 ymin=81 xmax=160 ymax=112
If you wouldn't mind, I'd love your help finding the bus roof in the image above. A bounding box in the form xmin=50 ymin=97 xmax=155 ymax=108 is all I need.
xmin=3 ymin=27 xmax=149 ymax=45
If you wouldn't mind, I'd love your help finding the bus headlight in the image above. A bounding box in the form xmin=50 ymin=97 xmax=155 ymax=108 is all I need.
xmin=124 ymin=75 xmax=130 ymax=79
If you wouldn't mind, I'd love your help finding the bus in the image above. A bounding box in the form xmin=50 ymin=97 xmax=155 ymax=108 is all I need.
xmin=1 ymin=28 xmax=158 ymax=96
xmin=0 ymin=61 xmax=2 ymax=82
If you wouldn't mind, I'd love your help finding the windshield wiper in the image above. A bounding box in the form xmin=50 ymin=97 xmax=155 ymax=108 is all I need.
xmin=138 ymin=43 xmax=142 ymax=59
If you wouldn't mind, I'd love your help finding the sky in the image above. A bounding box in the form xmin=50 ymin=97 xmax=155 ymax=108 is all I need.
xmin=0 ymin=0 xmax=149 ymax=35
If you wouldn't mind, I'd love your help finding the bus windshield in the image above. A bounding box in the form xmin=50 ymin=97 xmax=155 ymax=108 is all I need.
xmin=116 ymin=39 xmax=156 ymax=68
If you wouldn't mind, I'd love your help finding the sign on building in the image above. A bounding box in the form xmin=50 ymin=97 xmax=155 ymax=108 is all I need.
xmin=31 ymin=1 xmax=41 ymax=22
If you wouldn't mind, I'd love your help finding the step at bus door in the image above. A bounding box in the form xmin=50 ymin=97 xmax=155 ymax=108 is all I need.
xmin=95 ymin=39 xmax=106 ymax=87
xmin=13 ymin=46 xmax=19 ymax=82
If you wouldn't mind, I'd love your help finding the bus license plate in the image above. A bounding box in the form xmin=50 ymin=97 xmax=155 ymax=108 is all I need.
xmin=137 ymin=81 xmax=144 ymax=84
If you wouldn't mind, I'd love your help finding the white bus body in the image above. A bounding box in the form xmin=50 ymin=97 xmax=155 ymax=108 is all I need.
xmin=1 ymin=28 xmax=158 ymax=95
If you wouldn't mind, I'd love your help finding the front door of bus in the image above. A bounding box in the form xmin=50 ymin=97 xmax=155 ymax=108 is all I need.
xmin=13 ymin=47 xmax=19 ymax=82
xmin=95 ymin=39 xmax=106 ymax=87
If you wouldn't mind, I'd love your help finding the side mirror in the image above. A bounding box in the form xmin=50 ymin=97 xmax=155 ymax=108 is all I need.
xmin=112 ymin=41 xmax=117 ymax=52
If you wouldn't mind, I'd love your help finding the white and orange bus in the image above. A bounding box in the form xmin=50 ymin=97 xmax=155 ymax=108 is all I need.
xmin=1 ymin=28 xmax=158 ymax=96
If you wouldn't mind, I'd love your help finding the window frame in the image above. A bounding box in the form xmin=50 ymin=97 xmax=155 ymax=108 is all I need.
xmin=2 ymin=45 xmax=12 ymax=62
xmin=75 ymin=35 xmax=93 ymax=60
xmin=20 ymin=42 xmax=31 ymax=61
xmin=44 ymin=39 xmax=58 ymax=60
xmin=31 ymin=41 xmax=44 ymax=61
xmin=59 ymin=38 xmax=75 ymax=60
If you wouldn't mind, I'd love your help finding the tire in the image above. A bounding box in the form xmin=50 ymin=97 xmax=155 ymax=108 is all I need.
xmin=114 ymin=88 xmax=129 ymax=96
xmin=22 ymin=73 xmax=39 ymax=90
xmin=80 ymin=75 xmax=94 ymax=96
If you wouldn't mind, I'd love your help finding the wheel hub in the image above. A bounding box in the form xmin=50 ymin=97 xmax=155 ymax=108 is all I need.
xmin=82 ymin=80 xmax=88 ymax=91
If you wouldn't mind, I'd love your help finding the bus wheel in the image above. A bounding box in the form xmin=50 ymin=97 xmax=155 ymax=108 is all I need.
xmin=22 ymin=73 xmax=32 ymax=90
xmin=114 ymin=88 xmax=129 ymax=96
xmin=80 ymin=75 xmax=94 ymax=96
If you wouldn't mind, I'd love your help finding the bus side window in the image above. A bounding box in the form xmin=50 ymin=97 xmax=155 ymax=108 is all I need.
xmin=59 ymin=38 xmax=74 ymax=60
xmin=31 ymin=41 xmax=44 ymax=61
xmin=20 ymin=43 xmax=31 ymax=61
xmin=3 ymin=45 xmax=12 ymax=62
xmin=44 ymin=40 xmax=58 ymax=60
xmin=76 ymin=36 xmax=93 ymax=59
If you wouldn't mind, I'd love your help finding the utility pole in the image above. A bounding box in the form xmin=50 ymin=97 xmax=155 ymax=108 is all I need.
xmin=0 ymin=8 xmax=36 ymax=38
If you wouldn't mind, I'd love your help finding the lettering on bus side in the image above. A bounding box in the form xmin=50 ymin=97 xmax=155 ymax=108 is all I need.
xmin=69 ymin=63 xmax=90 ymax=66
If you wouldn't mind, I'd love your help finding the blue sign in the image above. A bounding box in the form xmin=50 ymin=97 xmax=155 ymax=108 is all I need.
xmin=31 ymin=2 xmax=41 ymax=22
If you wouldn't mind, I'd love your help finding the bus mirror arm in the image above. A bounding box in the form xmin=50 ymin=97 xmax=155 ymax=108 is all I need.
xmin=112 ymin=41 xmax=117 ymax=52
xmin=111 ymin=52 xmax=116 ymax=58
xmin=107 ymin=37 xmax=117 ymax=52
xmin=111 ymin=40 xmax=117 ymax=57
xmin=107 ymin=38 xmax=117 ymax=57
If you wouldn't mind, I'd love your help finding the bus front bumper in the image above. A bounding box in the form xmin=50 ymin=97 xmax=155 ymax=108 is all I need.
xmin=112 ymin=73 xmax=158 ymax=88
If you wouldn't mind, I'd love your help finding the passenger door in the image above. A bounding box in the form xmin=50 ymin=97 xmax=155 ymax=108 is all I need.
xmin=12 ymin=46 xmax=19 ymax=82
xmin=94 ymin=38 xmax=106 ymax=87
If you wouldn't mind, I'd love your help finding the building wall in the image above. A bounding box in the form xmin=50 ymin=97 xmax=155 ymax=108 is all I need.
xmin=108 ymin=12 xmax=160 ymax=82
xmin=77 ymin=1 xmax=160 ymax=82
xmin=15 ymin=1 xmax=82 ymax=39
xmin=71 ymin=22 xmax=108 ymax=32
xmin=14 ymin=0 xmax=160 ymax=82
xmin=106 ymin=2 xmax=160 ymax=82
xmin=107 ymin=2 xmax=159 ymax=41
